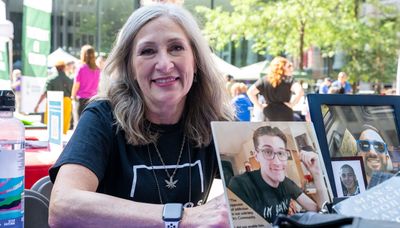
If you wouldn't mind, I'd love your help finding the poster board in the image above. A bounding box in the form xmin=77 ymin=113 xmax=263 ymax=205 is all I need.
xmin=20 ymin=75 xmax=47 ymax=113
xmin=307 ymin=94 xmax=400 ymax=197
xmin=47 ymin=91 xmax=63 ymax=152
xmin=211 ymin=121 xmax=332 ymax=226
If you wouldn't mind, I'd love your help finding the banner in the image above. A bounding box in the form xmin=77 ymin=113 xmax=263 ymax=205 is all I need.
xmin=0 ymin=42 xmax=9 ymax=80
xmin=22 ymin=0 xmax=52 ymax=77
xmin=19 ymin=75 xmax=46 ymax=114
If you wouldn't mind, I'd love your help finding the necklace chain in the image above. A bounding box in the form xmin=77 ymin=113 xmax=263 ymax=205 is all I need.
xmin=147 ymin=135 xmax=193 ymax=206
xmin=148 ymin=148 xmax=163 ymax=204
xmin=152 ymin=135 xmax=186 ymax=189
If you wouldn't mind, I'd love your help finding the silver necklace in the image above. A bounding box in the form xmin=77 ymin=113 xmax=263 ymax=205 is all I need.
xmin=152 ymin=135 xmax=186 ymax=189
xmin=147 ymin=138 xmax=193 ymax=206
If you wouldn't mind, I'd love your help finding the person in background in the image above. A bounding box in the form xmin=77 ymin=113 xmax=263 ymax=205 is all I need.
xmin=11 ymin=69 xmax=22 ymax=113
xmin=247 ymin=57 xmax=304 ymax=121
xmin=331 ymin=72 xmax=352 ymax=94
xmin=34 ymin=61 xmax=73 ymax=135
xmin=65 ymin=61 xmax=77 ymax=79
xmin=356 ymin=124 xmax=393 ymax=184
xmin=231 ymin=82 xmax=252 ymax=121
xmin=225 ymin=74 xmax=235 ymax=98
xmin=339 ymin=164 xmax=360 ymax=196
xmin=228 ymin=125 xmax=328 ymax=223
xmin=49 ymin=4 xmax=233 ymax=227
xmin=95 ymin=55 xmax=107 ymax=70
xmin=318 ymin=77 xmax=332 ymax=94
xmin=71 ymin=44 xmax=100 ymax=119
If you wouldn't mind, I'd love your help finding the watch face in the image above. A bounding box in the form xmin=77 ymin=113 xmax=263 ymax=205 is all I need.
xmin=163 ymin=203 xmax=183 ymax=221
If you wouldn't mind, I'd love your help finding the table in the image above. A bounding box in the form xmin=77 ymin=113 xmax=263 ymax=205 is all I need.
xmin=25 ymin=148 xmax=60 ymax=189
xmin=24 ymin=129 xmax=70 ymax=189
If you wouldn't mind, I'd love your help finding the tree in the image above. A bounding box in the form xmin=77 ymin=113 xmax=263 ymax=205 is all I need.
xmin=197 ymin=0 xmax=400 ymax=83
xmin=339 ymin=1 xmax=400 ymax=83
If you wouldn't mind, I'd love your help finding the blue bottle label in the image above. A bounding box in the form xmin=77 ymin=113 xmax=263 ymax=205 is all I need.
xmin=0 ymin=141 xmax=24 ymax=227
xmin=0 ymin=176 xmax=24 ymax=227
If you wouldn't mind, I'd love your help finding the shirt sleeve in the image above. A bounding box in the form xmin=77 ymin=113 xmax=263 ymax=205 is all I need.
xmin=228 ymin=175 xmax=254 ymax=207
xmin=75 ymin=66 xmax=84 ymax=83
xmin=49 ymin=101 xmax=114 ymax=183
xmin=254 ymin=78 xmax=265 ymax=92
xmin=44 ymin=78 xmax=53 ymax=92
xmin=284 ymin=177 xmax=303 ymax=199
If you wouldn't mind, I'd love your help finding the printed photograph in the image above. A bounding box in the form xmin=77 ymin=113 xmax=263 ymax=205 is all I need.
xmin=211 ymin=121 xmax=332 ymax=226
xmin=321 ymin=105 xmax=399 ymax=187
xmin=331 ymin=157 xmax=367 ymax=197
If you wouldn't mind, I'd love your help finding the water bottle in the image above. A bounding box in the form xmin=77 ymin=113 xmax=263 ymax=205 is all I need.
xmin=0 ymin=90 xmax=25 ymax=227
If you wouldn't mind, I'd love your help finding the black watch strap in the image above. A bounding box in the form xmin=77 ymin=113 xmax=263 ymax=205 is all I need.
xmin=164 ymin=221 xmax=180 ymax=228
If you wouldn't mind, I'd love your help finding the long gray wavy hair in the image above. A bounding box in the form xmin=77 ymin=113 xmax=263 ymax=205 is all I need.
xmin=96 ymin=4 xmax=234 ymax=147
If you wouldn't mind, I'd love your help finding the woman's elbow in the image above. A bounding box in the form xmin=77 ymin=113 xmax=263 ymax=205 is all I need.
xmin=49 ymin=198 xmax=63 ymax=227
xmin=48 ymin=190 xmax=71 ymax=227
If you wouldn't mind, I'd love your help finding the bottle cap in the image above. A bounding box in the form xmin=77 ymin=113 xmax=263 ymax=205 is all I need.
xmin=0 ymin=90 xmax=16 ymax=111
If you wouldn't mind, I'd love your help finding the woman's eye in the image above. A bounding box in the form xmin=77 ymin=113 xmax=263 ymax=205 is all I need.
xmin=139 ymin=48 xmax=156 ymax=56
xmin=170 ymin=45 xmax=184 ymax=52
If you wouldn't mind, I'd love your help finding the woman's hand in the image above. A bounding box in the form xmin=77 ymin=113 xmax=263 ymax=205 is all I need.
xmin=181 ymin=194 xmax=230 ymax=228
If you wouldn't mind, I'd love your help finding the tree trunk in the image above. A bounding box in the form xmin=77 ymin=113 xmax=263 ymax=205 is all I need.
xmin=299 ymin=21 xmax=305 ymax=70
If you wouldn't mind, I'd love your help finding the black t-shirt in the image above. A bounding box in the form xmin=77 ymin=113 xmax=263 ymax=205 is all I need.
xmin=45 ymin=71 xmax=73 ymax=97
xmin=228 ymin=170 xmax=302 ymax=223
xmin=254 ymin=77 xmax=292 ymax=104
xmin=254 ymin=77 xmax=294 ymax=121
xmin=49 ymin=100 xmax=218 ymax=207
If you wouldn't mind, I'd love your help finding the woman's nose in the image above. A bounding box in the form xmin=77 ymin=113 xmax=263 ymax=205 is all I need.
xmin=155 ymin=52 xmax=174 ymax=73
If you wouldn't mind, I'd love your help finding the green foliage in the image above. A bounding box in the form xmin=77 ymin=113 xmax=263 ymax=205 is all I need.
xmin=197 ymin=0 xmax=400 ymax=83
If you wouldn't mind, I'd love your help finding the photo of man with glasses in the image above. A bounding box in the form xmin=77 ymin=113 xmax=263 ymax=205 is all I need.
xmin=228 ymin=125 xmax=328 ymax=223
xmin=356 ymin=124 xmax=393 ymax=184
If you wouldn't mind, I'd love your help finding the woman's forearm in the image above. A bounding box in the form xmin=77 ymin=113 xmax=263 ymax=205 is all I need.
xmin=49 ymin=189 xmax=164 ymax=228
xmin=247 ymin=86 xmax=263 ymax=110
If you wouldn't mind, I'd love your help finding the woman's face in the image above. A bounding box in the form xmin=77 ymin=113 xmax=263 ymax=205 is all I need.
xmin=283 ymin=62 xmax=293 ymax=76
xmin=340 ymin=167 xmax=356 ymax=190
xmin=132 ymin=16 xmax=195 ymax=112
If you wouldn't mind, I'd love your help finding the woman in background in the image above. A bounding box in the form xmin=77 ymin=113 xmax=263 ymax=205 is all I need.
xmin=71 ymin=44 xmax=100 ymax=119
xmin=247 ymin=56 xmax=303 ymax=121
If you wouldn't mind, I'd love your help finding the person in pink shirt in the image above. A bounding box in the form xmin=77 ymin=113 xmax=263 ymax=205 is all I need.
xmin=71 ymin=44 xmax=100 ymax=118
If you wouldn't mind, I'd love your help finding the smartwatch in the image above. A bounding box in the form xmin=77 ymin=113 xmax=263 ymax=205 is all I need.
xmin=162 ymin=203 xmax=183 ymax=228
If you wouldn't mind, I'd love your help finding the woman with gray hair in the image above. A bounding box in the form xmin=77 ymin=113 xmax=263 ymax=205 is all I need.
xmin=49 ymin=4 xmax=233 ymax=227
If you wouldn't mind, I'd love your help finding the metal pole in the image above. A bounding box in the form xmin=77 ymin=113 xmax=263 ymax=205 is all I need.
xmin=53 ymin=0 xmax=58 ymax=50
xmin=96 ymin=0 xmax=101 ymax=53
xmin=211 ymin=0 xmax=214 ymax=9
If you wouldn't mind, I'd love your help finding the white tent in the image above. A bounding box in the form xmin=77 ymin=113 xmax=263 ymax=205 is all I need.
xmin=47 ymin=47 xmax=79 ymax=67
xmin=0 ymin=19 xmax=13 ymax=41
xmin=240 ymin=60 xmax=269 ymax=81
xmin=211 ymin=53 xmax=245 ymax=80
